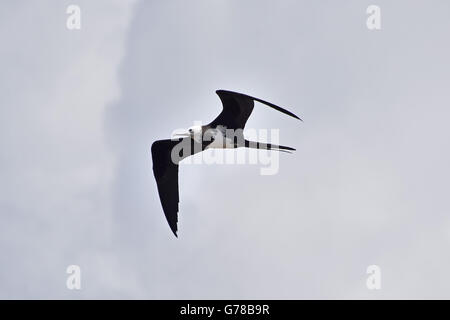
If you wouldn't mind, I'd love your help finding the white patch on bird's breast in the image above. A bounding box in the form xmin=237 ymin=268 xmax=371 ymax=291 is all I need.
xmin=204 ymin=127 xmax=237 ymax=149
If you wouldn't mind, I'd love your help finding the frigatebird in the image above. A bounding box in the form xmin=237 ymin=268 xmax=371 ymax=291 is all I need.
xmin=151 ymin=90 xmax=301 ymax=237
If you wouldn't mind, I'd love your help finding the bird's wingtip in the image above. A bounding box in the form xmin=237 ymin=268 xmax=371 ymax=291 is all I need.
xmin=292 ymin=113 xmax=303 ymax=121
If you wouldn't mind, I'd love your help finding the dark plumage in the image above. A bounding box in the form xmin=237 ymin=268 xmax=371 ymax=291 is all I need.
xmin=151 ymin=90 xmax=301 ymax=237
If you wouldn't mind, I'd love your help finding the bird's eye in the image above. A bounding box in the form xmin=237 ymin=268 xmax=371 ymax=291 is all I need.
xmin=189 ymin=129 xmax=193 ymax=133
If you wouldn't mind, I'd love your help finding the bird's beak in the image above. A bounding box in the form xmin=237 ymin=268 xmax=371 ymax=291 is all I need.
xmin=172 ymin=131 xmax=190 ymax=138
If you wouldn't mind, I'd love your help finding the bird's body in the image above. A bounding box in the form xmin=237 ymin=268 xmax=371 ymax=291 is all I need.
xmin=151 ymin=90 xmax=302 ymax=237
xmin=204 ymin=128 xmax=238 ymax=149
xmin=195 ymin=125 xmax=244 ymax=149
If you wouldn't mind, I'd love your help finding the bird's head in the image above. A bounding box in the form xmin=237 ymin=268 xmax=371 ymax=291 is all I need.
xmin=173 ymin=125 xmax=202 ymax=142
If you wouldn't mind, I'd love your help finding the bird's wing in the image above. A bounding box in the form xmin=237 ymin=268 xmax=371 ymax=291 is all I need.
xmin=151 ymin=138 xmax=203 ymax=237
xmin=209 ymin=90 xmax=302 ymax=130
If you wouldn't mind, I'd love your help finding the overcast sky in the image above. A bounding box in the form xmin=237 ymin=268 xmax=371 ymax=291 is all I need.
xmin=1 ymin=0 xmax=450 ymax=299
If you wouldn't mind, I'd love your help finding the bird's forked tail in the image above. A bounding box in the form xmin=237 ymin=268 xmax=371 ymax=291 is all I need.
xmin=244 ymin=140 xmax=295 ymax=153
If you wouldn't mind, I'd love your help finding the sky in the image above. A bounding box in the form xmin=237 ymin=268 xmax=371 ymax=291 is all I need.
xmin=1 ymin=0 xmax=450 ymax=299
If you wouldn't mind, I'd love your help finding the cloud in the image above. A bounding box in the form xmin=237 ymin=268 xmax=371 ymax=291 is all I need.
xmin=1 ymin=0 xmax=450 ymax=298
xmin=0 ymin=0 xmax=137 ymax=298
xmin=105 ymin=0 xmax=450 ymax=299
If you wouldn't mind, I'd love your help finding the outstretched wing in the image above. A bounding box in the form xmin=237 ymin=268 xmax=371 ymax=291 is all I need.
xmin=151 ymin=138 xmax=203 ymax=237
xmin=209 ymin=90 xmax=301 ymax=130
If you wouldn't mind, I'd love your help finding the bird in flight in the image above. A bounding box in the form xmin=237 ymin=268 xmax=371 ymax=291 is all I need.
xmin=151 ymin=90 xmax=302 ymax=237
